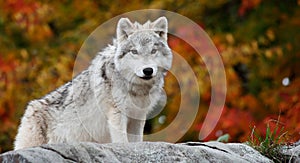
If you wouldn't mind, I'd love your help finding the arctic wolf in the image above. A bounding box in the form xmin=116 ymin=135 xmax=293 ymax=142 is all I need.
xmin=14 ymin=17 xmax=173 ymax=150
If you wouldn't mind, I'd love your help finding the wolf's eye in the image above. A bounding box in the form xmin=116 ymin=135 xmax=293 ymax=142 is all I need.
xmin=131 ymin=50 xmax=138 ymax=55
xmin=151 ymin=49 xmax=157 ymax=54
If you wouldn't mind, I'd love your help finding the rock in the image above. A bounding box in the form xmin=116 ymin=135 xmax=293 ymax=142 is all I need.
xmin=288 ymin=145 xmax=300 ymax=162
xmin=0 ymin=141 xmax=273 ymax=163
xmin=280 ymin=140 xmax=300 ymax=162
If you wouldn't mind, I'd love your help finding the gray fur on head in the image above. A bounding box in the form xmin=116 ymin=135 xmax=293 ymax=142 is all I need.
xmin=114 ymin=16 xmax=172 ymax=86
xmin=117 ymin=17 xmax=168 ymax=42
xmin=117 ymin=18 xmax=134 ymax=41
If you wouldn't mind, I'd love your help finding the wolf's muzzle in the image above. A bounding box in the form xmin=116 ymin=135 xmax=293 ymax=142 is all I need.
xmin=143 ymin=68 xmax=153 ymax=76
xmin=135 ymin=64 xmax=158 ymax=80
xmin=140 ymin=67 xmax=154 ymax=80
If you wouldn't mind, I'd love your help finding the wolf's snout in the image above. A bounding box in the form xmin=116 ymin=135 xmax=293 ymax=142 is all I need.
xmin=143 ymin=68 xmax=153 ymax=76
xmin=135 ymin=65 xmax=158 ymax=79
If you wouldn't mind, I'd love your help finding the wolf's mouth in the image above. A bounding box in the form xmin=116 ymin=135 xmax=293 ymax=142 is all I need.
xmin=140 ymin=76 xmax=153 ymax=80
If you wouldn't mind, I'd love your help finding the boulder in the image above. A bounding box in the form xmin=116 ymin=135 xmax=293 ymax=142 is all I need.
xmin=0 ymin=141 xmax=273 ymax=163
xmin=280 ymin=140 xmax=300 ymax=162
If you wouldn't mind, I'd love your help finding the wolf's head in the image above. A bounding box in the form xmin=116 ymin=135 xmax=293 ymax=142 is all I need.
xmin=114 ymin=17 xmax=172 ymax=85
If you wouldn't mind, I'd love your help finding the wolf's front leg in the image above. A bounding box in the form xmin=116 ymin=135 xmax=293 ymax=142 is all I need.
xmin=107 ymin=110 xmax=129 ymax=143
xmin=127 ymin=118 xmax=146 ymax=142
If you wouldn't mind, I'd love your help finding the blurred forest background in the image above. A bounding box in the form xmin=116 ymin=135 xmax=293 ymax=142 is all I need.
xmin=0 ymin=0 xmax=300 ymax=152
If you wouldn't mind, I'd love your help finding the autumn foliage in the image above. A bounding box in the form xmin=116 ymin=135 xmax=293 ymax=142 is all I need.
xmin=0 ymin=0 xmax=299 ymax=152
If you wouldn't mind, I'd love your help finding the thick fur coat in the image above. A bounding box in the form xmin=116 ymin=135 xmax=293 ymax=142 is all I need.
xmin=14 ymin=17 xmax=173 ymax=150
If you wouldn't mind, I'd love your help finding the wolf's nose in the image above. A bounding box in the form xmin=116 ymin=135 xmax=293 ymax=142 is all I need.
xmin=143 ymin=68 xmax=153 ymax=76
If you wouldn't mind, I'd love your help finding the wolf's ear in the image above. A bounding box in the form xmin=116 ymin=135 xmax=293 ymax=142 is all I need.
xmin=152 ymin=17 xmax=168 ymax=40
xmin=117 ymin=18 xmax=134 ymax=41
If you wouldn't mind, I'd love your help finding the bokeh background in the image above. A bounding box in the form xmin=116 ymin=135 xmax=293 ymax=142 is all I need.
xmin=0 ymin=0 xmax=299 ymax=152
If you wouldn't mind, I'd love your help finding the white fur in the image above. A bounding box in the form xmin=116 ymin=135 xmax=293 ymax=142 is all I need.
xmin=14 ymin=17 xmax=172 ymax=150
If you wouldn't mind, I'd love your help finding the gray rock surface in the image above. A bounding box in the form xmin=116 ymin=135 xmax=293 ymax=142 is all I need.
xmin=0 ymin=141 xmax=273 ymax=163
xmin=280 ymin=140 xmax=300 ymax=162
